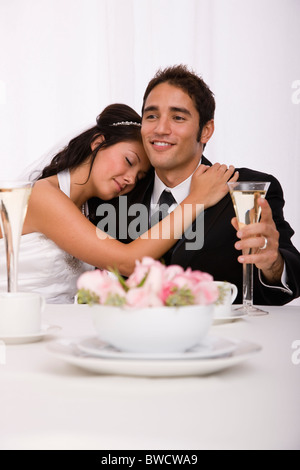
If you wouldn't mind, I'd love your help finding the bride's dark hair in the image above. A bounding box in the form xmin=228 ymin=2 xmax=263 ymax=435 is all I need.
xmin=38 ymin=103 xmax=143 ymax=180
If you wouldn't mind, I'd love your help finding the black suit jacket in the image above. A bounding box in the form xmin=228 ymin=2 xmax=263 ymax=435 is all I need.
xmin=89 ymin=156 xmax=300 ymax=305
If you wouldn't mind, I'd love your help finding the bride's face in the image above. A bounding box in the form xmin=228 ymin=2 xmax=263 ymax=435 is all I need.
xmin=91 ymin=140 xmax=150 ymax=200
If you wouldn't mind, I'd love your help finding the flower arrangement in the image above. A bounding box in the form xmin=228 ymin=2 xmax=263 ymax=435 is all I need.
xmin=77 ymin=257 xmax=219 ymax=308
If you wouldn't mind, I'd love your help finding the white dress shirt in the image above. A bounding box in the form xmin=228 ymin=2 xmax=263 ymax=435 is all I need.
xmin=150 ymin=161 xmax=201 ymax=216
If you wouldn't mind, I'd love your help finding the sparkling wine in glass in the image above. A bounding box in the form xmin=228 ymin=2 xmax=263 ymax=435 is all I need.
xmin=0 ymin=181 xmax=32 ymax=292
xmin=227 ymin=181 xmax=270 ymax=315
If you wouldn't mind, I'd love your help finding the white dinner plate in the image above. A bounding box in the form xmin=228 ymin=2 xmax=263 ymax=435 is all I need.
xmin=47 ymin=337 xmax=261 ymax=377
xmin=77 ymin=335 xmax=237 ymax=360
xmin=0 ymin=325 xmax=61 ymax=344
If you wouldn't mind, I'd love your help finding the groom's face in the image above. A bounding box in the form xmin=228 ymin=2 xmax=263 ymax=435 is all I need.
xmin=141 ymin=82 xmax=203 ymax=183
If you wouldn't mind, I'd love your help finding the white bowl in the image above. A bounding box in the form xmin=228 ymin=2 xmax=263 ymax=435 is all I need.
xmin=91 ymin=304 xmax=213 ymax=354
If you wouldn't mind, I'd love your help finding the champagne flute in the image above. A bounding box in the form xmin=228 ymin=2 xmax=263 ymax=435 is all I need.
xmin=227 ymin=181 xmax=270 ymax=316
xmin=0 ymin=181 xmax=32 ymax=292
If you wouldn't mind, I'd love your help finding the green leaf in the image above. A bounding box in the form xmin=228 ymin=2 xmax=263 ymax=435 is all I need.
xmin=165 ymin=286 xmax=195 ymax=307
xmin=214 ymin=284 xmax=229 ymax=305
xmin=136 ymin=272 xmax=148 ymax=288
xmin=77 ymin=289 xmax=100 ymax=306
xmin=104 ymin=293 xmax=126 ymax=307
xmin=107 ymin=266 xmax=129 ymax=292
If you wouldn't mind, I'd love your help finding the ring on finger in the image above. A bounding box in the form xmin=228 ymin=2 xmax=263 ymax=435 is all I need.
xmin=260 ymin=236 xmax=268 ymax=250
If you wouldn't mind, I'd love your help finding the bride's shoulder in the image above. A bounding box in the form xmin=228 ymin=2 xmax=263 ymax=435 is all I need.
xmin=24 ymin=175 xmax=73 ymax=235
xmin=33 ymin=176 xmax=59 ymax=192
xmin=28 ymin=176 xmax=69 ymax=214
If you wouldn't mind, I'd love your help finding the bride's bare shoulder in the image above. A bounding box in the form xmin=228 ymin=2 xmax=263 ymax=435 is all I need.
xmin=33 ymin=176 xmax=59 ymax=192
xmin=23 ymin=176 xmax=69 ymax=234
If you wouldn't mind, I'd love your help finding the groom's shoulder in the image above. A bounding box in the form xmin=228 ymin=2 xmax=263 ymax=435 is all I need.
xmin=236 ymin=167 xmax=281 ymax=188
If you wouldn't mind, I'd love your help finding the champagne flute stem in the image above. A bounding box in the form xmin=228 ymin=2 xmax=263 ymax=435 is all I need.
xmin=6 ymin=243 xmax=16 ymax=292
xmin=1 ymin=205 xmax=17 ymax=292
xmin=243 ymin=261 xmax=253 ymax=310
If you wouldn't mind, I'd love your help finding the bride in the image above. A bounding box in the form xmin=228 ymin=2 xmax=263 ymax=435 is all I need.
xmin=0 ymin=103 xmax=238 ymax=303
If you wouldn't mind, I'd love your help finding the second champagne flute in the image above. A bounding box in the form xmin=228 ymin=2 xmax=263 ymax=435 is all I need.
xmin=227 ymin=181 xmax=270 ymax=315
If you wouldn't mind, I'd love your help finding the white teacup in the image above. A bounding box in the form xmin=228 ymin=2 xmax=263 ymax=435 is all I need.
xmin=0 ymin=292 xmax=45 ymax=337
xmin=213 ymin=281 xmax=238 ymax=318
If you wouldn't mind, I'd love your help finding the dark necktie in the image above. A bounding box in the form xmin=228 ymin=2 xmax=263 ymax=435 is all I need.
xmin=150 ymin=190 xmax=176 ymax=227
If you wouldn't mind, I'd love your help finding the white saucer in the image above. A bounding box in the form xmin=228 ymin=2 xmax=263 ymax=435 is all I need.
xmin=213 ymin=308 xmax=248 ymax=324
xmin=47 ymin=337 xmax=261 ymax=377
xmin=0 ymin=325 xmax=61 ymax=344
xmin=77 ymin=335 xmax=237 ymax=360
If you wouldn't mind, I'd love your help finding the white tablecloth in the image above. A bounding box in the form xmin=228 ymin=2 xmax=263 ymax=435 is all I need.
xmin=0 ymin=304 xmax=299 ymax=450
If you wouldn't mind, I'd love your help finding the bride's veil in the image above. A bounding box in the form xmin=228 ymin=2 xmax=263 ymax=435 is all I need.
xmin=17 ymin=123 xmax=93 ymax=182
xmin=17 ymin=139 xmax=66 ymax=182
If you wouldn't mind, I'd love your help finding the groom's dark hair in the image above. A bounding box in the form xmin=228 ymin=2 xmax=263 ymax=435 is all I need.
xmin=142 ymin=64 xmax=215 ymax=141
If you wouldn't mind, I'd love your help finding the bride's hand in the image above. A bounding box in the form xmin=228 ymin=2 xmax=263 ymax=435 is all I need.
xmin=190 ymin=163 xmax=239 ymax=209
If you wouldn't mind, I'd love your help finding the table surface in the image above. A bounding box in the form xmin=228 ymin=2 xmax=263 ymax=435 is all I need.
xmin=0 ymin=303 xmax=300 ymax=450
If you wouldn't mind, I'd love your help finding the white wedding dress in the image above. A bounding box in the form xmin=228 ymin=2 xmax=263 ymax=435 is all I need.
xmin=0 ymin=170 xmax=93 ymax=303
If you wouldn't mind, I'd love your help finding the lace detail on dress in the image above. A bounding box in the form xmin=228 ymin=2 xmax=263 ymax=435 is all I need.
xmin=64 ymin=253 xmax=85 ymax=274
xmin=39 ymin=232 xmax=86 ymax=274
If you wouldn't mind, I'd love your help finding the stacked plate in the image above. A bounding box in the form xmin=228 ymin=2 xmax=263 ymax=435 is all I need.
xmin=48 ymin=334 xmax=261 ymax=377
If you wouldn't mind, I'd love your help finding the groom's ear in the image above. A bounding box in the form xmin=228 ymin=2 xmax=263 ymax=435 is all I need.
xmin=200 ymin=119 xmax=214 ymax=144
xmin=91 ymin=135 xmax=105 ymax=151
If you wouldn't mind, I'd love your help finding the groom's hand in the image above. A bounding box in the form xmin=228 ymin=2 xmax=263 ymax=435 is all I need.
xmin=231 ymin=197 xmax=284 ymax=284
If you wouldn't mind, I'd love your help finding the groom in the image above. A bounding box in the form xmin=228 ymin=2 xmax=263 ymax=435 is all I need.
xmin=89 ymin=65 xmax=300 ymax=305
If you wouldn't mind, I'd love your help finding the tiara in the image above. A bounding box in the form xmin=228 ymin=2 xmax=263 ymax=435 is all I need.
xmin=110 ymin=121 xmax=141 ymax=127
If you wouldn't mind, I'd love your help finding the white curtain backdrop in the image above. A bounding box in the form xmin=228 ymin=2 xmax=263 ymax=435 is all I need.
xmin=0 ymin=0 xmax=299 ymax=299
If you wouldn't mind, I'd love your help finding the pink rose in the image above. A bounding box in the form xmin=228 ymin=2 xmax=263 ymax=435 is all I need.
xmin=126 ymin=257 xmax=165 ymax=288
xmin=126 ymin=264 xmax=149 ymax=288
xmin=77 ymin=258 xmax=218 ymax=307
xmin=184 ymin=268 xmax=214 ymax=283
xmin=160 ymin=281 xmax=177 ymax=304
xmin=77 ymin=270 xmax=108 ymax=296
xmin=77 ymin=270 xmax=125 ymax=304
xmin=164 ymin=264 xmax=184 ymax=281
xmin=139 ymin=257 xmax=162 ymax=268
xmin=143 ymin=264 xmax=165 ymax=295
xmin=193 ymin=282 xmax=219 ymax=305
xmin=169 ymin=274 xmax=192 ymax=290
xmin=126 ymin=287 xmax=163 ymax=308
xmin=100 ymin=279 xmax=126 ymax=304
